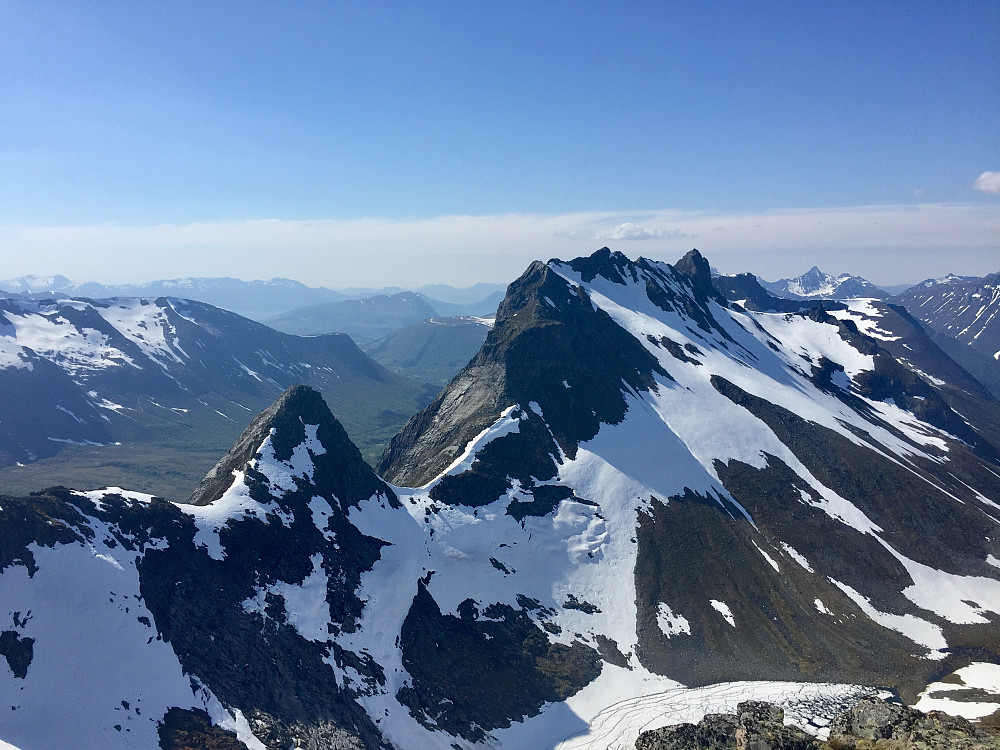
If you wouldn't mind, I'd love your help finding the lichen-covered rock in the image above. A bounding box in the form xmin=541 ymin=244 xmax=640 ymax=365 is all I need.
xmin=636 ymin=713 xmax=738 ymax=750
xmin=827 ymin=696 xmax=1000 ymax=750
xmin=735 ymin=702 xmax=815 ymax=750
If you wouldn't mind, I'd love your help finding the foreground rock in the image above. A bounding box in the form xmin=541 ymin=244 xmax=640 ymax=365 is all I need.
xmin=636 ymin=697 xmax=1000 ymax=750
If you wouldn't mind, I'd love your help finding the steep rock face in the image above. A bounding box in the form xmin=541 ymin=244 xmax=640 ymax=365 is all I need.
xmin=374 ymin=246 xmax=1000 ymax=714
xmin=377 ymin=250 xmax=668 ymax=486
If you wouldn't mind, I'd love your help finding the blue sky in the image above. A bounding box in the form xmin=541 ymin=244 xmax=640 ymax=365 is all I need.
xmin=1 ymin=1 xmax=997 ymax=287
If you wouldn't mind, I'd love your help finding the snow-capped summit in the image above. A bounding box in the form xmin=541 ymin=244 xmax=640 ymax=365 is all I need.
xmin=760 ymin=266 xmax=889 ymax=300
xmin=2 ymin=248 xmax=1000 ymax=750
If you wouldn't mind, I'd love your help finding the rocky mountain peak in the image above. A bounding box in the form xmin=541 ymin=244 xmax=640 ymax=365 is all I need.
xmin=190 ymin=384 xmax=390 ymax=509
xmin=563 ymin=246 xmax=634 ymax=284
xmin=376 ymin=252 xmax=667 ymax=487
xmin=672 ymin=248 xmax=724 ymax=302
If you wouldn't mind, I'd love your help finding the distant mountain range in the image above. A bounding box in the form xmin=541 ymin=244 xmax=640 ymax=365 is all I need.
xmin=362 ymin=316 xmax=492 ymax=385
xmin=264 ymin=291 xmax=502 ymax=342
xmin=0 ymin=274 xmax=506 ymax=327
xmin=893 ymin=272 xmax=1000 ymax=396
xmin=757 ymin=266 xmax=890 ymax=300
xmin=0 ymin=291 xmax=435 ymax=497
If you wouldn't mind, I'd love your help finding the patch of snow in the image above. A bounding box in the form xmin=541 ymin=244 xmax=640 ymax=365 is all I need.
xmin=877 ymin=540 xmax=1000 ymax=625
xmin=656 ymin=603 xmax=691 ymax=637
xmin=0 ymin=537 xmax=218 ymax=749
xmin=915 ymin=662 xmax=1000 ymax=720
xmin=710 ymin=600 xmax=735 ymax=627
xmin=830 ymin=578 xmax=946 ymax=654
xmin=814 ymin=599 xmax=833 ymax=615
xmin=753 ymin=542 xmax=780 ymax=572
xmin=270 ymin=553 xmax=332 ymax=643
xmin=781 ymin=543 xmax=814 ymax=573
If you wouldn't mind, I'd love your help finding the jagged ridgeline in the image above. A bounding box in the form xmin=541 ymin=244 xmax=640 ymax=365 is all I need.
xmin=1 ymin=248 xmax=999 ymax=750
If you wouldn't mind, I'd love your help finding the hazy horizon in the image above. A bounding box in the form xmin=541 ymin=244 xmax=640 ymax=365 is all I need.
xmin=2 ymin=3 xmax=997 ymax=288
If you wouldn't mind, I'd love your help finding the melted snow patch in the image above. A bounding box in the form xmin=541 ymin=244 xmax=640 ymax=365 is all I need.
xmin=915 ymin=662 xmax=1000 ymax=720
xmin=657 ymin=602 xmax=691 ymax=637
xmin=830 ymin=578 xmax=946 ymax=654
xmin=781 ymin=543 xmax=814 ymax=573
xmin=879 ymin=541 xmax=1000 ymax=625
xmin=710 ymin=600 xmax=736 ymax=627
xmin=551 ymin=680 xmax=878 ymax=750
xmin=753 ymin=542 xmax=780 ymax=572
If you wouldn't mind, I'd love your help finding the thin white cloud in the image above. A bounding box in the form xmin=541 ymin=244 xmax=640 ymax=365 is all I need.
xmin=973 ymin=171 xmax=1000 ymax=195
xmin=596 ymin=222 xmax=690 ymax=241
xmin=1 ymin=202 xmax=997 ymax=288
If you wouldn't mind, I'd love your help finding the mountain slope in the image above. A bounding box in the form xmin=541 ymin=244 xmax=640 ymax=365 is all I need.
xmin=375 ymin=247 xmax=1000 ymax=723
xmin=265 ymin=292 xmax=440 ymax=341
xmin=760 ymin=267 xmax=889 ymax=300
xmin=0 ymin=275 xmax=348 ymax=321
xmin=893 ymin=273 xmax=1000 ymax=395
xmin=0 ymin=293 xmax=434 ymax=495
xmin=0 ymin=386 xmax=395 ymax=750
xmin=3 ymin=248 xmax=1000 ymax=750
xmin=362 ymin=316 xmax=492 ymax=385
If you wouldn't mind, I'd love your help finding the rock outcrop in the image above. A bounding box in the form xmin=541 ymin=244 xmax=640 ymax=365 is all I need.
xmin=636 ymin=698 xmax=1000 ymax=750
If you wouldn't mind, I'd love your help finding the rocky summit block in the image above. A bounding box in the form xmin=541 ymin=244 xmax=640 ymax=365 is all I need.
xmin=636 ymin=698 xmax=1000 ymax=750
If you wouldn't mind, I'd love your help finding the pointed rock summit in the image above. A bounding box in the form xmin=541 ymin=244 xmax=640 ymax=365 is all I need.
xmin=190 ymin=384 xmax=389 ymax=508
xmin=672 ymin=248 xmax=722 ymax=302
xmin=377 ymin=251 xmax=667 ymax=486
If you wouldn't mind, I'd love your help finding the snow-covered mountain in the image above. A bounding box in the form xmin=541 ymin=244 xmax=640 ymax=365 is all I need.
xmin=0 ymin=292 xmax=433 ymax=493
xmin=892 ymin=272 xmax=1000 ymax=398
xmin=760 ymin=267 xmax=889 ymax=300
xmin=2 ymin=248 xmax=1000 ymax=750
xmin=894 ymin=272 xmax=1000 ymax=360
xmin=0 ymin=276 xmax=349 ymax=321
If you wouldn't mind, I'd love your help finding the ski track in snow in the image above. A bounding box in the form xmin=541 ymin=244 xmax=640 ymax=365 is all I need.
xmin=552 ymin=681 xmax=877 ymax=750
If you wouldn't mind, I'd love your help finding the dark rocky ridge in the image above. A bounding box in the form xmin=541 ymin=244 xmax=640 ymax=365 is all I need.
xmin=377 ymin=251 xmax=669 ymax=487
